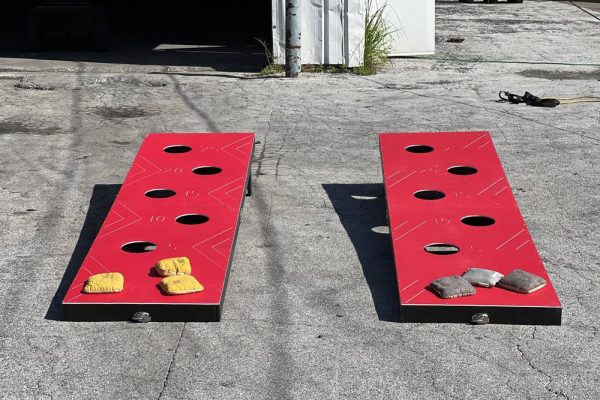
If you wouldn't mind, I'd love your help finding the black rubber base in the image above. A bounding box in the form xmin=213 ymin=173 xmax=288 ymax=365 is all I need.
xmin=63 ymin=303 xmax=222 ymax=322
xmin=401 ymin=305 xmax=561 ymax=325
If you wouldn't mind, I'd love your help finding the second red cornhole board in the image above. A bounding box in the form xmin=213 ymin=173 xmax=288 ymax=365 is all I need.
xmin=63 ymin=133 xmax=254 ymax=322
xmin=380 ymin=131 xmax=561 ymax=325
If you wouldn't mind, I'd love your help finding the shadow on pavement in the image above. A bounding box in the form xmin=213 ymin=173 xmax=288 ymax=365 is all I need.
xmin=45 ymin=184 xmax=121 ymax=321
xmin=322 ymin=183 xmax=400 ymax=322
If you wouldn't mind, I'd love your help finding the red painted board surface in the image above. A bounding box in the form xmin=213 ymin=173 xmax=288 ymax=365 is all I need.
xmin=380 ymin=132 xmax=561 ymax=324
xmin=63 ymin=133 xmax=254 ymax=321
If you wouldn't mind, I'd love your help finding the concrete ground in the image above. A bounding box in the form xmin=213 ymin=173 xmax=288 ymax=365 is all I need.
xmin=1 ymin=0 xmax=599 ymax=399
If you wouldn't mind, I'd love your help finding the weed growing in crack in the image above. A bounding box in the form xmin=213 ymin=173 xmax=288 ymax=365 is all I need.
xmin=256 ymin=38 xmax=285 ymax=76
xmin=355 ymin=0 xmax=393 ymax=75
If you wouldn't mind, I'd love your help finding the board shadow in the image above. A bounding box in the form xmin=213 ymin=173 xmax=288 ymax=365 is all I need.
xmin=322 ymin=183 xmax=400 ymax=322
xmin=45 ymin=184 xmax=121 ymax=321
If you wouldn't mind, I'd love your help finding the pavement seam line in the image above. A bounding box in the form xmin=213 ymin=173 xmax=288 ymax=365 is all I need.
xmin=359 ymin=75 xmax=600 ymax=144
xmin=157 ymin=323 xmax=185 ymax=400
xmin=568 ymin=1 xmax=600 ymax=21
xmin=515 ymin=339 xmax=570 ymax=400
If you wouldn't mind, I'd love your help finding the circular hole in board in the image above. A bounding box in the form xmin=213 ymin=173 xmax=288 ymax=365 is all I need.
xmin=121 ymin=241 xmax=157 ymax=253
xmin=163 ymin=145 xmax=192 ymax=154
xmin=405 ymin=145 xmax=434 ymax=153
xmin=351 ymin=195 xmax=378 ymax=200
xmin=144 ymin=189 xmax=176 ymax=199
xmin=414 ymin=190 xmax=445 ymax=200
xmin=371 ymin=225 xmax=390 ymax=234
xmin=448 ymin=166 xmax=478 ymax=175
xmin=461 ymin=215 xmax=496 ymax=227
xmin=424 ymin=243 xmax=460 ymax=255
xmin=192 ymin=166 xmax=222 ymax=175
xmin=176 ymin=214 xmax=209 ymax=225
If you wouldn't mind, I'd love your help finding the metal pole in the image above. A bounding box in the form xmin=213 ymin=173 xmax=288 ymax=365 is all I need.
xmin=285 ymin=0 xmax=301 ymax=77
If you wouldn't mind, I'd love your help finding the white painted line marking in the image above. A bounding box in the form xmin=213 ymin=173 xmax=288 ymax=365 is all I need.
xmin=496 ymin=228 xmax=525 ymax=250
xmin=478 ymin=141 xmax=491 ymax=149
xmin=221 ymin=136 xmax=252 ymax=163
xmin=103 ymin=210 xmax=123 ymax=227
xmin=393 ymin=220 xmax=409 ymax=231
xmin=388 ymin=170 xmax=416 ymax=188
xmin=193 ymin=227 xmax=234 ymax=270
xmin=209 ymin=177 xmax=244 ymax=211
xmin=401 ymin=280 xmax=418 ymax=292
xmin=90 ymin=255 xmax=111 ymax=273
xmin=395 ymin=220 xmax=427 ymax=241
xmin=124 ymin=155 xmax=162 ymax=187
xmin=99 ymin=201 xmax=142 ymax=238
xmin=212 ymin=238 xmax=232 ymax=257
xmin=225 ymin=185 xmax=243 ymax=200
xmin=494 ymin=186 xmax=509 ymax=196
xmin=463 ymin=134 xmax=487 ymax=149
xmin=477 ymin=177 xmax=504 ymax=196
xmin=388 ymin=170 xmax=402 ymax=179
xmin=193 ymin=227 xmax=233 ymax=248
xmin=404 ymin=289 xmax=425 ymax=304
xmin=66 ymin=293 xmax=83 ymax=302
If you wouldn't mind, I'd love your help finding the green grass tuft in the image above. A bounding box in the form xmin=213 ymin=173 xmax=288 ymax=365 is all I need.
xmin=256 ymin=38 xmax=285 ymax=76
xmin=302 ymin=64 xmax=348 ymax=73
xmin=354 ymin=0 xmax=393 ymax=75
xmin=259 ymin=63 xmax=285 ymax=76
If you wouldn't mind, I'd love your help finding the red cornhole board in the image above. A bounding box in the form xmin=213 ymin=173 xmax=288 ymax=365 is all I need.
xmin=63 ymin=133 xmax=255 ymax=322
xmin=380 ymin=132 xmax=561 ymax=325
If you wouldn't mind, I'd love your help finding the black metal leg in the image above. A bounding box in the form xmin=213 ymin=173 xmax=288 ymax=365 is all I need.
xmin=246 ymin=171 xmax=253 ymax=196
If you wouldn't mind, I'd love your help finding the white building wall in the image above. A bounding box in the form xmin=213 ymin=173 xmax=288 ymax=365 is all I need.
xmin=382 ymin=0 xmax=435 ymax=56
xmin=272 ymin=0 xmax=365 ymax=67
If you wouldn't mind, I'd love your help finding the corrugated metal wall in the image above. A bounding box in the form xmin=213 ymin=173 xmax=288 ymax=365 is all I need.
xmin=271 ymin=0 xmax=365 ymax=67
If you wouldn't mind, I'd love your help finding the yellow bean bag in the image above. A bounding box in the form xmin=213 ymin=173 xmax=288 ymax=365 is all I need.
xmin=83 ymin=273 xmax=124 ymax=294
xmin=155 ymin=257 xmax=192 ymax=277
xmin=159 ymin=275 xmax=204 ymax=295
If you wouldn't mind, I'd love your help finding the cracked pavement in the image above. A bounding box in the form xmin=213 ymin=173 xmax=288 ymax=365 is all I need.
xmin=0 ymin=1 xmax=599 ymax=399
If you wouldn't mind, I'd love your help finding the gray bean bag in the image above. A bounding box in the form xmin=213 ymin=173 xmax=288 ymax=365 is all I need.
xmin=462 ymin=268 xmax=503 ymax=288
xmin=429 ymin=276 xmax=476 ymax=299
xmin=497 ymin=269 xmax=547 ymax=294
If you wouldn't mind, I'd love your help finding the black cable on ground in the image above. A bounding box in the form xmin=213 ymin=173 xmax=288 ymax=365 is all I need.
xmin=499 ymin=91 xmax=600 ymax=107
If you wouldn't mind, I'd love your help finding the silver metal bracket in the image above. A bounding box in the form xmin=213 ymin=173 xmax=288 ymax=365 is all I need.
xmin=132 ymin=311 xmax=151 ymax=323
xmin=471 ymin=313 xmax=490 ymax=325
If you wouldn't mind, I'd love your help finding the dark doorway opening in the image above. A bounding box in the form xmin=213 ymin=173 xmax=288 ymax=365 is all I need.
xmin=0 ymin=1 xmax=273 ymax=71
